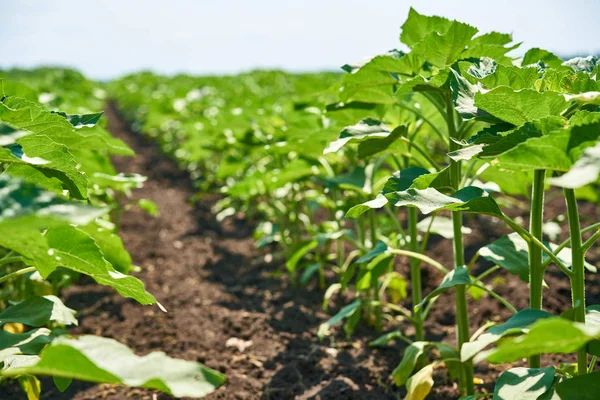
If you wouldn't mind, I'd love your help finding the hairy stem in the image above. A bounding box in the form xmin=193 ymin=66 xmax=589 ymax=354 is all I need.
xmin=565 ymin=188 xmax=587 ymax=374
xmin=408 ymin=207 xmax=424 ymax=341
xmin=447 ymin=95 xmax=474 ymax=396
xmin=528 ymin=170 xmax=546 ymax=369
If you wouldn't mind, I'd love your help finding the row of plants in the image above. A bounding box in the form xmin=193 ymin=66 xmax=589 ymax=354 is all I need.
xmin=0 ymin=69 xmax=226 ymax=398
xmin=109 ymin=9 xmax=600 ymax=399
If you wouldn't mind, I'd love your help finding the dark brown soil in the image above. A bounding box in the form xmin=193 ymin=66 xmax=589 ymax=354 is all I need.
xmin=3 ymin=105 xmax=599 ymax=399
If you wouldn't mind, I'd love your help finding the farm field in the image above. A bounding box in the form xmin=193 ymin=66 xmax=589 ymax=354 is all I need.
xmin=1 ymin=7 xmax=600 ymax=400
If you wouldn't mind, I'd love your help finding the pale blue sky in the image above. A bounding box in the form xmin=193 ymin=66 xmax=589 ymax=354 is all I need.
xmin=2 ymin=0 xmax=599 ymax=79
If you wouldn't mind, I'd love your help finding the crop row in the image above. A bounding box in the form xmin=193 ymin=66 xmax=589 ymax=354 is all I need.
xmin=110 ymin=9 xmax=600 ymax=399
xmin=0 ymin=8 xmax=599 ymax=400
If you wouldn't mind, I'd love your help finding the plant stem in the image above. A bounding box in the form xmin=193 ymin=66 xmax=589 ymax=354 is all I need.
xmin=369 ymin=209 xmax=377 ymax=249
xmin=0 ymin=256 xmax=24 ymax=267
xmin=446 ymin=95 xmax=474 ymax=396
xmin=0 ymin=266 xmax=36 ymax=284
xmin=408 ymin=207 xmax=424 ymax=341
xmin=528 ymin=170 xmax=546 ymax=369
xmin=387 ymin=249 xmax=448 ymax=274
xmin=564 ymin=188 xmax=587 ymax=374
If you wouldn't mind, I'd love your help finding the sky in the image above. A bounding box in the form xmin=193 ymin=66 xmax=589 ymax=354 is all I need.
xmin=2 ymin=0 xmax=599 ymax=80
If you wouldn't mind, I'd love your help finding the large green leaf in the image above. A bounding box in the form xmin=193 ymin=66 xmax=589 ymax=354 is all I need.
xmin=1 ymin=335 xmax=226 ymax=398
xmin=79 ymin=222 xmax=134 ymax=274
xmin=400 ymin=8 xmax=452 ymax=47
xmin=45 ymin=226 xmax=157 ymax=305
xmin=346 ymin=167 xmax=430 ymax=218
xmin=0 ymin=97 xmax=133 ymax=156
xmin=392 ymin=341 xmax=428 ymax=386
xmin=386 ymin=186 xmax=503 ymax=216
xmin=0 ymin=328 xmax=53 ymax=362
xmin=493 ymin=367 xmax=555 ymax=400
xmin=462 ymin=309 xmax=553 ymax=361
xmin=555 ymin=371 xmax=600 ymax=400
xmin=411 ymin=21 xmax=478 ymax=68
xmin=484 ymin=318 xmax=600 ymax=364
xmin=0 ymin=296 xmax=77 ymax=327
xmin=0 ymin=226 xmax=55 ymax=276
xmin=0 ymin=134 xmax=88 ymax=199
xmin=478 ymin=233 xmax=595 ymax=283
xmin=474 ymin=87 xmax=569 ymax=126
xmin=522 ymin=48 xmax=563 ymax=68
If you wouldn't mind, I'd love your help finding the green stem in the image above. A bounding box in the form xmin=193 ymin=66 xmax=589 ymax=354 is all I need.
xmin=446 ymin=95 xmax=474 ymax=396
xmin=564 ymin=188 xmax=587 ymax=375
xmin=0 ymin=256 xmax=24 ymax=267
xmin=387 ymin=249 xmax=448 ymax=274
xmin=542 ymin=223 xmax=600 ymax=268
xmin=0 ymin=266 xmax=36 ymax=284
xmin=582 ymin=230 xmax=600 ymax=253
xmin=369 ymin=209 xmax=377 ymax=249
xmin=408 ymin=207 xmax=424 ymax=341
xmin=528 ymin=169 xmax=546 ymax=369
xmin=501 ymin=216 xmax=572 ymax=277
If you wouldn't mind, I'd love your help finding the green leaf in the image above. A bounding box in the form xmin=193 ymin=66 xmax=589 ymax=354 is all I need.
xmin=462 ymin=309 xmax=553 ymax=361
xmin=356 ymin=240 xmax=389 ymax=263
xmin=0 ymin=134 xmax=88 ymax=199
xmin=53 ymin=376 xmax=72 ymax=392
xmin=0 ymin=296 xmax=77 ymax=327
xmin=474 ymin=87 xmax=569 ymax=126
xmin=0 ymin=97 xmax=133 ymax=156
xmin=137 ymin=198 xmax=159 ymax=217
xmin=0 ymin=226 xmax=55 ymax=276
xmin=345 ymin=194 xmax=388 ymax=219
xmin=392 ymin=341 xmax=428 ymax=386
xmin=386 ymin=186 xmax=503 ymax=217
xmin=555 ymin=370 xmax=600 ymax=400
xmin=492 ymin=120 xmax=600 ymax=172
xmin=322 ymin=167 xmax=368 ymax=192
xmin=356 ymin=253 xmax=393 ymax=291
xmin=318 ymin=299 xmax=361 ymax=340
xmin=479 ymin=232 xmax=596 ymax=282
xmin=381 ymin=167 xmax=431 ymax=194
xmin=411 ymin=21 xmax=478 ymax=68
xmin=357 ymin=125 xmax=406 ymax=159
xmin=484 ymin=318 xmax=600 ymax=364
xmin=285 ymin=240 xmax=317 ymax=273
xmin=78 ymin=222 xmax=133 ymax=274
xmin=0 ymin=329 xmax=53 ymax=362
xmin=493 ymin=367 xmax=555 ymax=400
xmin=369 ymin=330 xmax=409 ymax=347
xmin=1 ymin=335 xmax=226 ymax=398
xmin=53 ymin=111 xmax=103 ymax=128
xmin=479 ymin=65 xmax=540 ymax=90
xmin=522 ymin=48 xmax=563 ymax=68
xmin=400 ymin=8 xmax=452 ymax=47
xmin=324 ymin=118 xmax=391 ymax=154
xmin=404 ymin=364 xmax=434 ymax=400
xmin=416 ymin=267 xmax=471 ymax=310
xmin=45 ymin=226 xmax=157 ymax=305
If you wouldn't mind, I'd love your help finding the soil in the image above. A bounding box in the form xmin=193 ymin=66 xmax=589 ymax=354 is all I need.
xmin=3 ymin=104 xmax=600 ymax=399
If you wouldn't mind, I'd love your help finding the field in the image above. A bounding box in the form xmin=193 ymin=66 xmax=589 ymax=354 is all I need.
xmin=1 ymin=8 xmax=600 ymax=400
